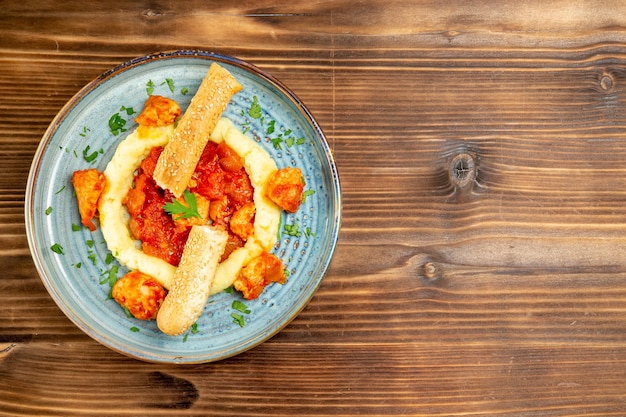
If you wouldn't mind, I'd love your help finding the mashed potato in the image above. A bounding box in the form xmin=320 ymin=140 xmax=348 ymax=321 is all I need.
xmin=99 ymin=118 xmax=281 ymax=294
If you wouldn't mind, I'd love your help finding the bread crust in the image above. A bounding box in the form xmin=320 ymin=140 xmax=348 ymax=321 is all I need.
xmin=156 ymin=225 xmax=228 ymax=336
xmin=153 ymin=63 xmax=243 ymax=197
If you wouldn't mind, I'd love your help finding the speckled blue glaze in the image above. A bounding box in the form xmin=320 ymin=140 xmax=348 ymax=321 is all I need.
xmin=25 ymin=51 xmax=341 ymax=363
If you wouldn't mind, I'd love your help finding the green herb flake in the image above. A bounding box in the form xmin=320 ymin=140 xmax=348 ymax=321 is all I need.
xmin=232 ymin=300 xmax=251 ymax=314
xmin=302 ymin=189 xmax=315 ymax=203
xmin=146 ymin=79 xmax=155 ymax=96
xmin=164 ymin=78 xmax=175 ymax=93
xmin=285 ymin=137 xmax=295 ymax=148
xmin=184 ymin=322 xmax=199 ymax=342
xmin=266 ymin=120 xmax=275 ymax=135
xmin=71 ymin=223 xmax=82 ymax=232
xmin=50 ymin=243 xmax=64 ymax=255
xmin=120 ymin=105 xmax=136 ymax=116
xmin=74 ymin=262 xmax=82 ymax=269
xmin=86 ymin=240 xmax=95 ymax=248
xmin=163 ymin=190 xmax=202 ymax=220
xmin=83 ymin=145 xmax=99 ymax=163
xmin=55 ymin=185 xmax=66 ymax=194
xmin=283 ymin=222 xmax=301 ymax=237
xmin=45 ymin=206 xmax=53 ymax=215
xmin=105 ymin=252 xmax=115 ymax=265
xmin=88 ymin=251 xmax=97 ymax=265
xmin=181 ymin=87 xmax=189 ymax=95
xmin=130 ymin=326 xmax=140 ymax=333
xmin=304 ymin=227 xmax=316 ymax=238
xmin=108 ymin=113 xmax=127 ymax=136
xmin=271 ymin=137 xmax=283 ymax=150
xmin=248 ymin=96 xmax=262 ymax=119
xmin=107 ymin=265 xmax=119 ymax=287
xmin=231 ymin=313 xmax=246 ymax=327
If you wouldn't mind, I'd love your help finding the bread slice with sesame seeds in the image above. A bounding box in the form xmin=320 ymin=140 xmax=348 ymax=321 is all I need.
xmin=156 ymin=224 xmax=228 ymax=336
xmin=153 ymin=63 xmax=243 ymax=197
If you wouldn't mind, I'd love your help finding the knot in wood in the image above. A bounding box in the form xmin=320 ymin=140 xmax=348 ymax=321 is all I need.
xmin=142 ymin=8 xmax=163 ymax=18
xmin=600 ymin=74 xmax=614 ymax=91
xmin=449 ymin=152 xmax=476 ymax=189
xmin=422 ymin=262 xmax=441 ymax=282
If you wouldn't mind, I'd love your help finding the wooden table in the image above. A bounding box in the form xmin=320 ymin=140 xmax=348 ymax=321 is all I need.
xmin=3 ymin=1 xmax=626 ymax=415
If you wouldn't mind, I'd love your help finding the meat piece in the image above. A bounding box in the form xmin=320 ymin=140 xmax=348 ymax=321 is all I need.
xmin=265 ymin=167 xmax=305 ymax=213
xmin=71 ymin=168 xmax=106 ymax=231
xmin=234 ymin=252 xmax=286 ymax=300
xmin=112 ymin=270 xmax=167 ymax=320
xmin=230 ymin=202 xmax=255 ymax=241
xmin=134 ymin=95 xmax=181 ymax=127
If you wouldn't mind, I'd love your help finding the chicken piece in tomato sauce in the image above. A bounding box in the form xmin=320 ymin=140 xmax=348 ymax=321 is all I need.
xmin=266 ymin=167 xmax=305 ymax=213
xmin=134 ymin=95 xmax=181 ymax=127
xmin=234 ymin=251 xmax=286 ymax=300
xmin=112 ymin=270 xmax=167 ymax=320
xmin=71 ymin=168 xmax=106 ymax=231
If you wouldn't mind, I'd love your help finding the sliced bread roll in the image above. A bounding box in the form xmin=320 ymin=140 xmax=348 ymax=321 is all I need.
xmin=153 ymin=63 xmax=243 ymax=197
xmin=156 ymin=225 xmax=228 ymax=336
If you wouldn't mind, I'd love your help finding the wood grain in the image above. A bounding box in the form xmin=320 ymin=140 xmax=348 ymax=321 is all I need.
xmin=3 ymin=1 xmax=626 ymax=416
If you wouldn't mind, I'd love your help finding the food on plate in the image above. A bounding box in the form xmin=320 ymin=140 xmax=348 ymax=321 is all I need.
xmin=112 ymin=270 xmax=167 ymax=320
xmin=153 ymin=62 xmax=243 ymax=198
xmin=71 ymin=63 xmax=307 ymax=336
xmin=234 ymin=251 xmax=286 ymax=300
xmin=266 ymin=166 xmax=305 ymax=213
xmin=156 ymin=225 xmax=228 ymax=335
xmin=71 ymin=169 xmax=105 ymax=231
xmin=134 ymin=95 xmax=181 ymax=128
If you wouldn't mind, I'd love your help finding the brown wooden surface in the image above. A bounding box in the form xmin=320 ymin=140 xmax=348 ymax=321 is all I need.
xmin=4 ymin=1 xmax=626 ymax=415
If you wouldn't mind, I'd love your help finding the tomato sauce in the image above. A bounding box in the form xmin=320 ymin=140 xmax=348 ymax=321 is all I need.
xmin=124 ymin=141 xmax=254 ymax=266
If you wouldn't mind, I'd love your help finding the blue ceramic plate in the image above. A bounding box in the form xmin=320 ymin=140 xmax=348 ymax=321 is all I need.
xmin=25 ymin=51 xmax=341 ymax=363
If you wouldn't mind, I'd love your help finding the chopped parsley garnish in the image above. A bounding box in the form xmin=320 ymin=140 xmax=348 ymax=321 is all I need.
xmin=181 ymin=87 xmax=189 ymax=95
xmin=267 ymin=120 xmax=275 ymax=134
xmin=87 ymin=251 xmax=97 ymax=265
xmin=50 ymin=243 xmax=64 ymax=255
xmin=271 ymin=137 xmax=283 ymax=150
xmin=130 ymin=326 xmax=140 ymax=333
xmin=283 ymin=222 xmax=301 ymax=237
xmin=183 ymin=323 xmax=199 ymax=342
xmin=108 ymin=113 xmax=127 ymax=136
xmin=231 ymin=313 xmax=246 ymax=327
xmin=146 ymin=79 xmax=156 ymax=95
xmin=82 ymin=145 xmax=99 ymax=163
xmin=45 ymin=206 xmax=53 ymax=215
xmin=302 ymin=189 xmax=315 ymax=203
xmin=55 ymin=185 xmax=66 ymax=194
xmin=232 ymin=300 xmax=251 ymax=314
xmin=231 ymin=300 xmax=251 ymax=327
xmin=162 ymin=78 xmax=175 ymax=93
xmin=248 ymin=96 xmax=262 ymax=119
xmin=163 ymin=190 xmax=202 ymax=220
xmin=120 ymin=106 xmax=136 ymax=116
xmin=71 ymin=223 xmax=81 ymax=231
